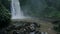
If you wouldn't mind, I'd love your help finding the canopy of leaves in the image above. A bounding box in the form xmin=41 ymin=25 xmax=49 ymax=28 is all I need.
xmin=0 ymin=0 xmax=11 ymax=29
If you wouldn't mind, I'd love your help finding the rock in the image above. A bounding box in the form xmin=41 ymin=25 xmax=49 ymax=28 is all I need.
xmin=35 ymin=31 xmax=41 ymax=34
xmin=0 ymin=30 xmax=7 ymax=34
xmin=13 ymin=30 xmax=18 ymax=34
xmin=3 ymin=21 xmax=41 ymax=34
xmin=6 ymin=25 xmax=16 ymax=31
xmin=32 ymin=22 xmax=40 ymax=28
xmin=52 ymin=21 xmax=60 ymax=24
xmin=29 ymin=23 xmax=36 ymax=32
xmin=30 ymin=31 xmax=35 ymax=34
xmin=24 ymin=23 xmax=30 ymax=27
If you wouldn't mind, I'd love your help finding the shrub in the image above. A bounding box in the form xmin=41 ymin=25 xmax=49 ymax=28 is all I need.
xmin=0 ymin=3 xmax=11 ymax=29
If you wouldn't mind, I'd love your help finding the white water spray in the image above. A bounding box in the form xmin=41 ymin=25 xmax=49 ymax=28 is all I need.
xmin=11 ymin=0 xmax=25 ymax=19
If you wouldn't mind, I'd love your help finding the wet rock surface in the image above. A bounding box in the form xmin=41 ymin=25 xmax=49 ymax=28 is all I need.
xmin=0 ymin=21 xmax=40 ymax=34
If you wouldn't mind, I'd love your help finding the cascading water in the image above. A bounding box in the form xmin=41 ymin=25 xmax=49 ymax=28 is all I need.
xmin=11 ymin=0 xmax=25 ymax=19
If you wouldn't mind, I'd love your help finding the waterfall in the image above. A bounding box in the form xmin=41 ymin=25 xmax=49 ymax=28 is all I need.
xmin=11 ymin=0 xmax=25 ymax=19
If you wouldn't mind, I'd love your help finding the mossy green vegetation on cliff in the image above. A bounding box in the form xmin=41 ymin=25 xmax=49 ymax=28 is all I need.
xmin=0 ymin=0 xmax=11 ymax=29
xmin=19 ymin=0 xmax=60 ymax=19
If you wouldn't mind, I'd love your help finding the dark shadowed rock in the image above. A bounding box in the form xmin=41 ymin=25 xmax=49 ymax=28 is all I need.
xmin=35 ymin=31 xmax=41 ymax=34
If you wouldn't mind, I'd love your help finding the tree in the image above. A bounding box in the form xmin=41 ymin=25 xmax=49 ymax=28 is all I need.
xmin=0 ymin=2 xmax=11 ymax=29
xmin=0 ymin=0 xmax=11 ymax=11
xmin=53 ymin=24 xmax=60 ymax=32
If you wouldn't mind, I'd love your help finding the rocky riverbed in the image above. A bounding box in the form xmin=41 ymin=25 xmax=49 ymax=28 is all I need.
xmin=0 ymin=21 xmax=40 ymax=34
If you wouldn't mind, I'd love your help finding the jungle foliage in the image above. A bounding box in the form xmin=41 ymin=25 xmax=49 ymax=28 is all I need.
xmin=0 ymin=0 xmax=11 ymax=29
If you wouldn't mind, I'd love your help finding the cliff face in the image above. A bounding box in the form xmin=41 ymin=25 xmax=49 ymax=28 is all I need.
xmin=0 ymin=0 xmax=60 ymax=18
xmin=20 ymin=0 xmax=47 ymax=17
xmin=20 ymin=0 xmax=60 ymax=18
